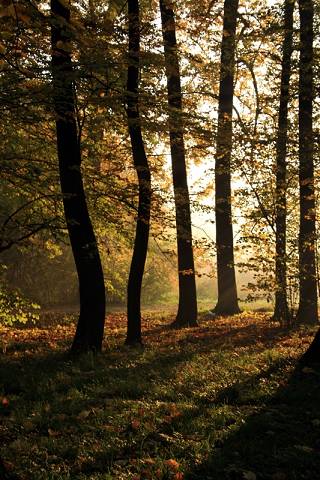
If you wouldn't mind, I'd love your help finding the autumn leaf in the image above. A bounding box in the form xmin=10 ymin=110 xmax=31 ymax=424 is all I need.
xmin=302 ymin=367 xmax=316 ymax=374
xmin=56 ymin=40 xmax=73 ymax=53
xmin=53 ymin=413 xmax=68 ymax=422
xmin=163 ymin=415 xmax=173 ymax=423
xmin=22 ymin=420 xmax=35 ymax=432
xmin=164 ymin=459 xmax=180 ymax=471
xmin=141 ymin=469 xmax=152 ymax=479
xmin=131 ymin=419 xmax=141 ymax=430
xmin=242 ymin=471 xmax=256 ymax=480
xmin=174 ymin=473 xmax=184 ymax=480
xmin=272 ymin=473 xmax=287 ymax=480
xmin=2 ymin=396 xmax=9 ymax=407
xmin=2 ymin=460 xmax=15 ymax=472
xmin=169 ymin=404 xmax=182 ymax=418
xmin=77 ymin=410 xmax=91 ymax=420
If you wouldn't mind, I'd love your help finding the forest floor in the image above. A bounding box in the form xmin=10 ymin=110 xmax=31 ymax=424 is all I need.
xmin=1 ymin=310 xmax=320 ymax=480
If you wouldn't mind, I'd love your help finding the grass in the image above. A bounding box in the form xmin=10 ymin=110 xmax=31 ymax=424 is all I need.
xmin=0 ymin=310 xmax=319 ymax=479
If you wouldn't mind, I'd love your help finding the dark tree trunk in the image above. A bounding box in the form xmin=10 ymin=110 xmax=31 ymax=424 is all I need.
xmin=213 ymin=0 xmax=240 ymax=316
xmin=273 ymin=0 xmax=294 ymax=327
xmin=159 ymin=0 xmax=198 ymax=328
xmin=51 ymin=0 xmax=106 ymax=353
xmin=125 ymin=0 xmax=151 ymax=345
xmin=296 ymin=0 xmax=318 ymax=325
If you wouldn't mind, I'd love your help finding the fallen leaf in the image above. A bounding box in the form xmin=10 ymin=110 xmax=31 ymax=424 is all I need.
xmin=131 ymin=419 xmax=140 ymax=430
xmin=2 ymin=460 xmax=14 ymax=472
xmin=272 ymin=473 xmax=287 ymax=480
xmin=23 ymin=420 xmax=35 ymax=432
xmin=294 ymin=445 xmax=314 ymax=453
xmin=242 ymin=471 xmax=256 ymax=480
xmin=77 ymin=410 xmax=90 ymax=420
xmin=174 ymin=473 xmax=184 ymax=480
xmin=164 ymin=459 xmax=180 ymax=471
xmin=302 ymin=367 xmax=316 ymax=374
xmin=54 ymin=413 xmax=68 ymax=422
xmin=141 ymin=469 xmax=152 ymax=479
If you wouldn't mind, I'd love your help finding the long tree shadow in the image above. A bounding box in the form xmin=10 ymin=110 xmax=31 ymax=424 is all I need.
xmin=144 ymin=315 xmax=305 ymax=352
xmin=185 ymin=362 xmax=320 ymax=480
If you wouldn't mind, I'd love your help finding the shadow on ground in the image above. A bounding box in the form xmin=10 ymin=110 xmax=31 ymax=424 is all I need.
xmin=185 ymin=364 xmax=320 ymax=480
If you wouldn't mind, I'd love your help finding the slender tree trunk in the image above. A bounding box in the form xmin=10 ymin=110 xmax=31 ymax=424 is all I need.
xmin=296 ymin=0 xmax=318 ymax=325
xmin=51 ymin=0 xmax=106 ymax=353
xmin=213 ymin=0 xmax=240 ymax=316
xmin=125 ymin=0 xmax=151 ymax=345
xmin=159 ymin=0 xmax=198 ymax=328
xmin=273 ymin=0 xmax=294 ymax=327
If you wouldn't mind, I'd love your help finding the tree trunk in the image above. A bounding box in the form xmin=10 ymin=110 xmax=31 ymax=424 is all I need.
xmin=125 ymin=0 xmax=151 ymax=345
xmin=51 ymin=0 xmax=106 ymax=353
xmin=296 ymin=0 xmax=318 ymax=325
xmin=213 ymin=0 xmax=240 ymax=316
xmin=159 ymin=0 xmax=198 ymax=327
xmin=273 ymin=0 xmax=294 ymax=327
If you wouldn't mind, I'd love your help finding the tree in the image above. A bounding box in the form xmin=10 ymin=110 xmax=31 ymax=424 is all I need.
xmin=51 ymin=0 xmax=106 ymax=353
xmin=296 ymin=0 xmax=318 ymax=325
xmin=125 ymin=0 xmax=152 ymax=345
xmin=273 ymin=0 xmax=295 ymax=326
xmin=159 ymin=0 xmax=198 ymax=328
xmin=213 ymin=0 xmax=240 ymax=316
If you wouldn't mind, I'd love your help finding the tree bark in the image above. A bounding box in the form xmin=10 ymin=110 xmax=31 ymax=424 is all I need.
xmin=159 ymin=0 xmax=198 ymax=327
xmin=296 ymin=0 xmax=318 ymax=325
xmin=51 ymin=0 xmax=106 ymax=353
xmin=125 ymin=0 xmax=151 ymax=345
xmin=213 ymin=0 xmax=240 ymax=316
xmin=273 ymin=0 xmax=294 ymax=327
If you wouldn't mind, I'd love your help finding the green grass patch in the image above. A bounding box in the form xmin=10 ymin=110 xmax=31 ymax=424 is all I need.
xmin=0 ymin=312 xmax=319 ymax=479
